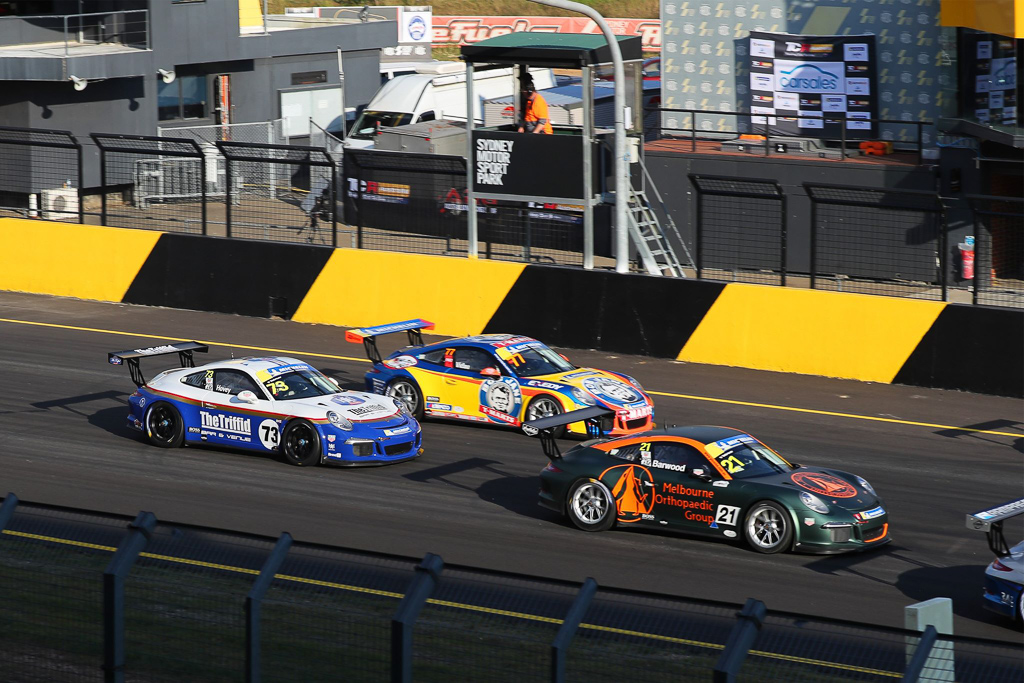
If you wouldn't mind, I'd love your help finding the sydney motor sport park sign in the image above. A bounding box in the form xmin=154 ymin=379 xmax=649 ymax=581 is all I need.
xmin=433 ymin=16 xmax=661 ymax=51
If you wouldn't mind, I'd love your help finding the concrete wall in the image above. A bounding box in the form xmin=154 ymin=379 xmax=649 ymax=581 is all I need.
xmin=1 ymin=216 xmax=1020 ymax=397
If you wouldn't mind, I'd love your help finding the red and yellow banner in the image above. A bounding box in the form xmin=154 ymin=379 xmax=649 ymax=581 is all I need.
xmin=432 ymin=16 xmax=661 ymax=51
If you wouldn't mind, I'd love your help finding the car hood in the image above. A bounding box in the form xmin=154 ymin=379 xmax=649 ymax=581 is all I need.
xmin=527 ymin=368 xmax=651 ymax=408
xmin=292 ymin=391 xmax=402 ymax=422
xmin=747 ymin=467 xmax=881 ymax=512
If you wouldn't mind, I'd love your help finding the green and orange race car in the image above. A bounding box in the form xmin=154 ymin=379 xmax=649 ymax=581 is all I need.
xmin=526 ymin=407 xmax=891 ymax=554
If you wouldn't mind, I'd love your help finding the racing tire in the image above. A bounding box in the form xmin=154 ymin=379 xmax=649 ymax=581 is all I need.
xmin=525 ymin=395 xmax=566 ymax=438
xmin=743 ymin=501 xmax=793 ymax=554
xmin=281 ymin=419 xmax=322 ymax=467
xmin=566 ymin=479 xmax=615 ymax=532
xmin=146 ymin=402 xmax=184 ymax=449
xmin=387 ymin=379 xmax=424 ymax=420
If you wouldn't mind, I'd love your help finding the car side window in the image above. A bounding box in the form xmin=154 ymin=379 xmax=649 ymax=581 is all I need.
xmin=453 ymin=347 xmax=498 ymax=374
xmin=182 ymin=371 xmax=207 ymax=388
xmin=419 ymin=349 xmax=447 ymax=366
xmin=213 ymin=370 xmax=266 ymax=398
xmin=651 ymin=442 xmax=707 ymax=471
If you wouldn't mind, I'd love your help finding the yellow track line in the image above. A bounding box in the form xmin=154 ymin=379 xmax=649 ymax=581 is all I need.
xmin=1 ymin=316 xmax=1018 ymax=438
xmin=648 ymin=390 xmax=1021 ymax=438
xmin=0 ymin=527 xmax=900 ymax=678
xmin=2 ymin=317 xmax=1015 ymax=438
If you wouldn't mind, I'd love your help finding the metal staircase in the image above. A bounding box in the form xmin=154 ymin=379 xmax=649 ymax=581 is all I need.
xmin=626 ymin=161 xmax=693 ymax=276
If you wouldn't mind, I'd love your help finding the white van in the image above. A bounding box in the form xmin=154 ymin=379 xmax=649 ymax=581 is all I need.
xmin=346 ymin=61 xmax=555 ymax=149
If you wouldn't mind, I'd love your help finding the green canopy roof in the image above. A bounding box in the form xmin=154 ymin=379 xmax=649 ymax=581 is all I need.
xmin=460 ymin=33 xmax=642 ymax=68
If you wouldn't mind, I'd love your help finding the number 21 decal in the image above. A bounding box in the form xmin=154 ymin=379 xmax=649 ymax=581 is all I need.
xmin=715 ymin=505 xmax=740 ymax=527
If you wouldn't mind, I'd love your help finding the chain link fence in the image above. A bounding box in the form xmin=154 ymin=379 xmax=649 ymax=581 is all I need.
xmin=0 ymin=126 xmax=82 ymax=224
xmin=2 ymin=496 xmax=1022 ymax=683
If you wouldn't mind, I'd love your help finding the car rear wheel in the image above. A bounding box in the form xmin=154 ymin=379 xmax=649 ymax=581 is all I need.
xmin=744 ymin=501 xmax=793 ymax=554
xmin=387 ymin=379 xmax=423 ymax=419
xmin=526 ymin=395 xmax=565 ymax=438
xmin=566 ymin=479 xmax=615 ymax=532
xmin=146 ymin=402 xmax=184 ymax=448
xmin=281 ymin=419 xmax=321 ymax=467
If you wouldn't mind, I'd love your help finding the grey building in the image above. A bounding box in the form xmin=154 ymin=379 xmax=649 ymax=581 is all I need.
xmin=0 ymin=0 xmax=396 ymax=189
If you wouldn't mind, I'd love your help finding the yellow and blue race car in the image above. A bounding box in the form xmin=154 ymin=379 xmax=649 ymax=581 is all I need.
xmin=346 ymin=319 xmax=654 ymax=436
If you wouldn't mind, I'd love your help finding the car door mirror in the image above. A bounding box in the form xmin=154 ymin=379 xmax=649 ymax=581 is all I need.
xmin=689 ymin=468 xmax=713 ymax=483
xmin=480 ymin=367 xmax=501 ymax=377
xmin=559 ymin=353 xmax=571 ymax=362
xmin=328 ymin=377 xmax=340 ymax=387
xmin=237 ymin=390 xmax=259 ymax=404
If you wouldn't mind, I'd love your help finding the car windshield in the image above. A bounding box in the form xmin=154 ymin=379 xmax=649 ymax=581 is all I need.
xmin=263 ymin=369 xmax=338 ymax=401
xmin=349 ymin=110 xmax=413 ymax=139
xmin=712 ymin=442 xmax=792 ymax=480
xmin=502 ymin=342 xmax=575 ymax=377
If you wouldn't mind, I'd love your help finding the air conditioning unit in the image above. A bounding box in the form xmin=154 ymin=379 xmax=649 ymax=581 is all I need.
xmin=40 ymin=188 xmax=79 ymax=220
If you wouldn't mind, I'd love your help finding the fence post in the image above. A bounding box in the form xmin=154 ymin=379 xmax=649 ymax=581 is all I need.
xmin=103 ymin=511 xmax=158 ymax=683
xmin=902 ymin=625 xmax=939 ymax=682
xmin=904 ymin=598 xmax=954 ymax=682
xmin=0 ymin=492 xmax=19 ymax=531
xmin=550 ymin=577 xmax=597 ymax=683
xmin=778 ymin=183 xmax=787 ymax=286
xmin=75 ymin=141 xmax=84 ymax=224
xmin=938 ymin=202 xmax=947 ymax=302
xmin=712 ymin=598 xmax=766 ymax=683
xmin=330 ymin=162 xmax=337 ymax=249
xmin=200 ymin=146 xmax=207 ymax=236
xmin=246 ymin=532 xmax=292 ymax=683
xmin=224 ymin=155 xmax=232 ymax=238
xmin=356 ymin=159 xmax=364 ymax=249
xmin=694 ymin=178 xmax=703 ymax=278
xmin=809 ymin=193 xmax=817 ymax=289
xmin=99 ymin=145 xmax=107 ymax=226
xmin=391 ymin=553 xmax=443 ymax=683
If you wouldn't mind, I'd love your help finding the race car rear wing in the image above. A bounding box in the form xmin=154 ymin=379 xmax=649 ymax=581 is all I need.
xmin=966 ymin=497 xmax=1024 ymax=557
xmin=522 ymin=405 xmax=615 ymax=460
xmin=108 ymin=342 xmax=209 ymax=387
xmin=345 ymin=319 xmax=434 ymax=365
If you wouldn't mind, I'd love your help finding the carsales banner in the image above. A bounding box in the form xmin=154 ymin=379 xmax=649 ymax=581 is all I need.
xmin=433 ymin=16 xmax=661 ymax=51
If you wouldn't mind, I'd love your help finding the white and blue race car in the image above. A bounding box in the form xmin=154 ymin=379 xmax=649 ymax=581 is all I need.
xmin=967 ymin=498 xmax=1024 ymax=624
xmin=107 ymin=342 xmax=422 ymax=467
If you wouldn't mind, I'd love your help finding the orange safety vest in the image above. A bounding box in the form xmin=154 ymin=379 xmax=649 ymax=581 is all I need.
xmin=524 ymin=93 xmax=553 ymax=134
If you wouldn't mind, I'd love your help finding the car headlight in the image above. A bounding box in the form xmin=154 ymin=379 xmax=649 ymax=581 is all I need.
xmin=392 ymin=398 xmax=410 ymax=416
xmin=570 ymin=387 xmax=596 ymax=406
xmin=624 ymin=375 xmax=645 ymax=392
xmin=855 ymin=475 xmax=876 ymax=496
xmin=327 ymin=411 xmax=353 ymax=431
xmin=800 ymin=491 xmax=829 ymax=514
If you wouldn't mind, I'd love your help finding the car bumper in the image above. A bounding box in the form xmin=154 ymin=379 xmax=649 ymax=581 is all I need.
xmin=983 ymin=574 xmax=1023 ymax=620
xmin=794 ymin=519 xmax=891 ymax=554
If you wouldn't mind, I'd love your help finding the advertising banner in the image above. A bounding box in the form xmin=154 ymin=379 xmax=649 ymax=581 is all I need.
xmin=962 ymin=33 xmax=1018 ymax=127
xmin=433 ymin=16 xmax=661 ymax=51
xmin=747 ymin=32 xmax=878 ymax=139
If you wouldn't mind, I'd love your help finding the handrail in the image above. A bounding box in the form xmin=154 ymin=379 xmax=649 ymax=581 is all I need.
xmin=59 ymin=9 xmax=150 ymax=60
xmin=650 ymin=107 xmax=933 ymax=166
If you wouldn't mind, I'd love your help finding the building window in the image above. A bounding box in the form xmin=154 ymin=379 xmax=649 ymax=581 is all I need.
xmin=291 ymin=71 xmax=327 ymax=86
xmin=158 ymin=75 xmax=207 ymax=121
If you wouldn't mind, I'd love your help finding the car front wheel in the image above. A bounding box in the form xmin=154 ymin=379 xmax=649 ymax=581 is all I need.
xmin=146 ymin=402 xmax=184 ymax=448
xmin=566 ymin=479 xmax=615 ymax=532
xmin=744 ymin=501 xmax=793 ymax=554
xmin=281 ymin=419 xmax=321 ymax=467
xmin=387 ymin=379 xmax=423 ymax=419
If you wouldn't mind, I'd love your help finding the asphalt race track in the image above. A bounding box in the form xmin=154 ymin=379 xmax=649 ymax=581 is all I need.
xmin=1 ymin=291 xmax=1021 ymax=643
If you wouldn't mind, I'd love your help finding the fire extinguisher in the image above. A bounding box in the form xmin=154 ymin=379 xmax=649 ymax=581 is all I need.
xmin=958 ymin=235 xmax=975 ymax=280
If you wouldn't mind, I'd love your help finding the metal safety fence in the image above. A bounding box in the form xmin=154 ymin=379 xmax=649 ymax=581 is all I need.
xmin=967 ymin=195 xmax=1024 ymax=309
xmin=1 ymin=494 xmax=1022 ymax=683
xmin=690 ymin=175 xmax=786 ymax=286
xmin=0 ymin=126 xmax=82 ymax=223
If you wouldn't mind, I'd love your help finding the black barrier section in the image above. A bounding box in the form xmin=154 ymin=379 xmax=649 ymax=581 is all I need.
xmin=217 ymin=141 xmax=337 ymax=247
xmin=471 ymin=129 xmax=586 ymax=199
xmin=893 ymin=303 xmax=1024 ymax=398
xmin=484 ymin=266 xmax=728 ymax=357
xmin=0 ymin=126 xmax=83 ymax=224
xmin=690 ymin=175 xmax=786 ymax=286
xmin=807 ymin=184 xmax=947 ymax=300
xmin=92 ymin=134 xmax=207 ymax=235
xmin=344 ymin=149 xmax=599 ymax=266
xmin=966 ymin=195 xmax=1024 ymax=309
xmin=2 ymin=498 xmax=1023 ymax=682
xmin=121 ymin=233 xmax=332 ymax=320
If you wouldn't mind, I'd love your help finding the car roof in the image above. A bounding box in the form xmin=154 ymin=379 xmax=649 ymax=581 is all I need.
xmin=418 ymin=334 xmax=541 ymax=352
xmin=197 ymin=356 xmax=311 ymax=374
xmin=607 ymin=425 xmax=751 ymax=446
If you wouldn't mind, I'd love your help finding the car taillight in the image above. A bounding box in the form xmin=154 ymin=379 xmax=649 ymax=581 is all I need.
xmin=543 ymin=462 xmax=562 ymax=473
xmin=991 ymin=558 xmax=1013 ymax=572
